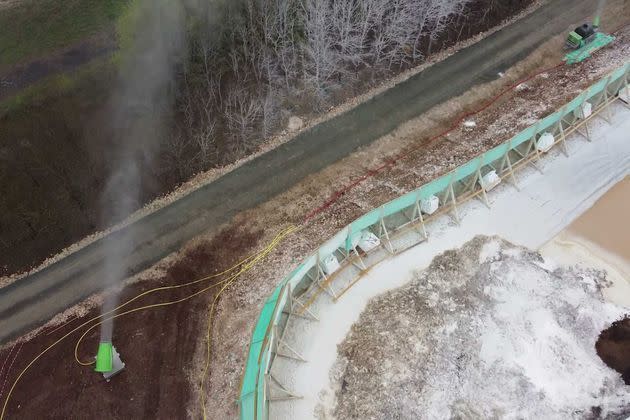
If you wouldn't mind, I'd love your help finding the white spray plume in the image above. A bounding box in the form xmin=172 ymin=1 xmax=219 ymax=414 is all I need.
xmin=99 ymin=0 xmax=187 ymax=342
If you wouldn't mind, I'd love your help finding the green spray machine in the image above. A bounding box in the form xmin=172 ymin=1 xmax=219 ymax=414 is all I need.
xmin=564 ymin=15 xmax=614 ymax=65
xmin=95 ymin=341 xmax=125 ymax=380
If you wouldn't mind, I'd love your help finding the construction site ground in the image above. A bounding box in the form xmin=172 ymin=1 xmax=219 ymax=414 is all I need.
xmin=1 ymin=20 xmax=629 ymax=420
xmin=0 ymin=227 xmax=263 ymax=419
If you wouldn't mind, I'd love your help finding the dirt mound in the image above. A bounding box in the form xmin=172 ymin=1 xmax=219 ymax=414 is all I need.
xmin=329 ymin=237 xmax=629 ymax=419
xmin=596 ymin=316 xmax=630 ymax=385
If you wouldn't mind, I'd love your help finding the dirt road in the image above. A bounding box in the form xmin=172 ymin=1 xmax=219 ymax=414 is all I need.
xmin=0 ymin=0 xmax=603 ymax=344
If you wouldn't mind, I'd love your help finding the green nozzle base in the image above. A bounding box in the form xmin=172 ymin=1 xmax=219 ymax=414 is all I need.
xmin=95 ymin=342 xmax=114 ymax=372
xmin=95 ymin=341 xmax=125 ymax=380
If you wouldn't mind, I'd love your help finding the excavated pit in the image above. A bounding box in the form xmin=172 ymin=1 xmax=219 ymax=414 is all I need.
xmin=596 ymin=316 xmax=630 ymax=385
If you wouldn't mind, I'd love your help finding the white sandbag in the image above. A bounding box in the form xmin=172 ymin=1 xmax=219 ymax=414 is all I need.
xmin=575 ymin=101 xmax=592 ymax=119
xmin=420 ymin=195 xmax=439 ymax=215
xmin=536 ymin=132 xmax=555 ymax=153
xmin=358 ymin=231 xmax=380 ymax=253
xmin=322 ymin=255 xmax=340 ymax=276
xmin=479 ymin=170 xmax=501 ymax=192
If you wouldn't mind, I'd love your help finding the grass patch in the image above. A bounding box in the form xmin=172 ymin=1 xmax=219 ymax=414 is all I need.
xmin=0 ymin=0 xmax=131 ymax=71
xmin=0 ymin=56 xmax=115 ymax=117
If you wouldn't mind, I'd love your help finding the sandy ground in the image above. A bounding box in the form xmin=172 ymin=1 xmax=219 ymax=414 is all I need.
xmin=570 ymin=177 xmax=630 ymax=261
xmin=270 ymin=102 xmax=630 ymax=419
xmin=542 ymin=177 xmax=630 ymax=306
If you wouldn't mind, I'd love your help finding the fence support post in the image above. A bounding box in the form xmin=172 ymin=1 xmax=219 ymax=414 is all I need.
xmin=266 ymin=373 xmax=301 ymax=402
xmin=440 ymin=173 xmax=460 ymax=225
xmin=378 ymin=208 xmax=394 ymax=254
xmin=414 ymin=191 xmax=429 ymax=239
xmin=290 ymin=298 xmax=319 ymax=321
xmin=558 ymin=115 xmax=570 ymax=157
xmin=602 ymin=75 xmax=614 ymax=123
xmin=500 ymin=140 xmax=519 ymax=191
xmin=619 ymin=70 xmax=630 ymax=109
xmin=475 ymin=167 xmax=491 ymax=209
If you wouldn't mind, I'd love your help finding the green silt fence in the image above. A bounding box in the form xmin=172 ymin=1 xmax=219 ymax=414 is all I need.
xmin=239 ymin=61 xmax=630 ymax=420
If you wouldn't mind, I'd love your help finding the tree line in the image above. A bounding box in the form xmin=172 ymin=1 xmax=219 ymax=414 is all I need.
xmin=165 ymin=0 xmax=530 ymax=179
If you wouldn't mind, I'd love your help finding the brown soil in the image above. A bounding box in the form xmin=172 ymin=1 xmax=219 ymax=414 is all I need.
xmin=0 ymin=224 xmax=261 ymax=419
xmin=596 ymin=316 xmax=630 ymax=385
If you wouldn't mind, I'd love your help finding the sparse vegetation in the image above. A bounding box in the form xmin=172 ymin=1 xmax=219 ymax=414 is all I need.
xmin=0 ymin=0 xmax=130 ymax=71
xmin=0 ymin=56 xmax=114 ymax=115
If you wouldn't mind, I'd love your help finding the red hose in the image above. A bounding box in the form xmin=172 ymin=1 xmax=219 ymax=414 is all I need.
xmin=303 ymin=60 xmax=566 ymax=222
xmin=303 ymin=23 xmax=627 ymax=223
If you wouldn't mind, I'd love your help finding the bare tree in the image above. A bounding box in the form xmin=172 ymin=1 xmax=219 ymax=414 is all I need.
xmin=223 ymin=87 xmax=263 ymax=157
xmin=164 ymin=131 xmax=192 ymax=179
xmin=303 ymin=0 xmax=343 ymax=100
xmin=173 ymin=0 xmax=487 ymax=169
xmin=192 ymin=107 xmax=217 ymax=170
xmin=330 ymin=0 xmax=363 ymax=69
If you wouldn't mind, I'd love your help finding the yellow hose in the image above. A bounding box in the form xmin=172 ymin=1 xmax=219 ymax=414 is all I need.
xmin=0 ymin=226 xmax=296 ymax=420
xmin=198 ymin=225 xmax=298 ymax=420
